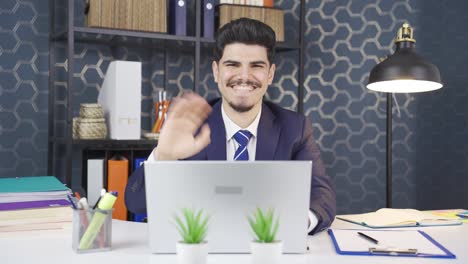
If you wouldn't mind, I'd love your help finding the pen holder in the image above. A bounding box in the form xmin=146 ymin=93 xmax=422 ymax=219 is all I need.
xmin=72 ymin=208 xmax=113 ymax=253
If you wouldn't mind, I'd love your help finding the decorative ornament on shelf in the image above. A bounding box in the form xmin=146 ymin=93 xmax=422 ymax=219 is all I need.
xmin=73 ymin=103 xmax=107 ymax=140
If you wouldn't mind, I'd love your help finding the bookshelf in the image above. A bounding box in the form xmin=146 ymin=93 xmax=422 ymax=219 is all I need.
xmin=47 ymin=0 xmax=307 ymax=189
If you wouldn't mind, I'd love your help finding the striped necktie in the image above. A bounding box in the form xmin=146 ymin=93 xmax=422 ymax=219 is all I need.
xmin=233 ymin=130 xmax=253 ymax=161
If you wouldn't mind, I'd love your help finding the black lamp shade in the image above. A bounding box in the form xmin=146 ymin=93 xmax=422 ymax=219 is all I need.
xmin=367 ymin=45 xmax=443 ymax=93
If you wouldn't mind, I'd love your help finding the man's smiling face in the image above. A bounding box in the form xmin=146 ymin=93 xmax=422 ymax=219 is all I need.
xmin=212 ymin=43 xmax=275 ymax=113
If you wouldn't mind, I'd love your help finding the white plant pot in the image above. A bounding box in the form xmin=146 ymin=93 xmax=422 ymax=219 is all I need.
xmin=176 ymin=241 xmax=208 ymax=264
xmin=250 ymin=241 xmax=283 ymax=264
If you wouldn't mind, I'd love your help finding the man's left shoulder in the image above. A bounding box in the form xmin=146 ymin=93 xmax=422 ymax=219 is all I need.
xmin=264 ymin=101 xmax=307 ymax=124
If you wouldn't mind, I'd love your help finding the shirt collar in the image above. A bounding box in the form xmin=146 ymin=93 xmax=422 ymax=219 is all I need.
xmin=221 ymin=103 xmax=262 ymax=141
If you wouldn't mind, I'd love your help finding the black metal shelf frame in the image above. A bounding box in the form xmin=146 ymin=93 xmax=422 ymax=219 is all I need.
xmin=47 ymin=0 xmax=306 ymax=186
xmin=53 ymin=27 xmax=301 ymax=53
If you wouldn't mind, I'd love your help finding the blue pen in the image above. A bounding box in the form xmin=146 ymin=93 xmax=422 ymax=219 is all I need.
xmin=456 ymin=211 xmax=468 ymax=219
xmin=67 ymin=194 xmax=78 ymax=209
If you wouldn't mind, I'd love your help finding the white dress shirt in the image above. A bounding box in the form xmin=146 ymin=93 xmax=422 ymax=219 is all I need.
xmin=221 ymin=105 xmax=260 ymax=161
xmin=147 ymin=103 xmax=318 ymax=233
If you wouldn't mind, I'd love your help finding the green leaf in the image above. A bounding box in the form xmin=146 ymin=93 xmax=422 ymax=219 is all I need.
xmin=248 ymin=216 xmax=261 ymax=242
xmin=271 ymin=217 xmax=280 ymax=242
xmin=174 ymin=215 xmax=188 ymax=238
xmin=174 ymin=208 xmax=209 ymax=244
xmin=247 ymin=207 xmax=280 ymax=243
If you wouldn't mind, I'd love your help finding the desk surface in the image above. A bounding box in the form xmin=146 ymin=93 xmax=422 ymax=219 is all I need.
xmin=1 ymin=219 xmax=466 ymax=264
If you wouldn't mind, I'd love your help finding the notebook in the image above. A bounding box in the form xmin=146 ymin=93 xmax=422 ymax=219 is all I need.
xmin=0 ymin=176 xmax=68 ymax=193
xmin=0 ymin=176 xmax=70 ymax=203
xmin=144 ymin=161 xmax=312 ymax=254
xmin=337 ymin=208 xmax=462 ymax=228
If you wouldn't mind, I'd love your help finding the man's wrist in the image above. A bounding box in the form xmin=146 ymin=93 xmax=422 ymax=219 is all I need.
xmin=308 ymin=210 xmax=319 ymax=233
xmin=152 ymin=148 xmax=176 ymax=161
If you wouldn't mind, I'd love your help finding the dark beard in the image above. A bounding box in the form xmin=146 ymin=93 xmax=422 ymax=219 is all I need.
xmin=228 ymin=101 xmax=254 ymax=113
xmin=225 ymin=78 xmax=262 ymax=113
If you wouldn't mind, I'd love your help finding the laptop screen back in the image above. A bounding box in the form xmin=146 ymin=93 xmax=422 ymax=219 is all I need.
xmin=144 ymin=161 xmax=312 ymax=254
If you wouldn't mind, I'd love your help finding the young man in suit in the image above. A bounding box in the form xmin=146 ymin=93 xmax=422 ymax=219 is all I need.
xmin=125 ymin=18 xmax=336 ymax=234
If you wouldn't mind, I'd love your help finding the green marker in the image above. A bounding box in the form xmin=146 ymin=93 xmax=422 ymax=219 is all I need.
xmin=78 ymin=192 xmax=117 ymax=250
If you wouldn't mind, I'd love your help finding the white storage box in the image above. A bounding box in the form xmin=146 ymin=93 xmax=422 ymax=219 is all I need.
xmin=98 ymin=61 xmax=142 ymax=139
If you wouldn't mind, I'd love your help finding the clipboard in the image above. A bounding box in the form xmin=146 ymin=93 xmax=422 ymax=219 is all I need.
xmin=328 ymin=229 xmax=456 ymax=259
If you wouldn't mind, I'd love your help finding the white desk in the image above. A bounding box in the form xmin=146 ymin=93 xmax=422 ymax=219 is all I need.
xmin=2 ymin=219 xmax=466 ymax=264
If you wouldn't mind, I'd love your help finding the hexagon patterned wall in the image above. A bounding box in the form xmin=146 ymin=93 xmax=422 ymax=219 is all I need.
xmin=1 ymin=0 xmax=468 ymax=214
xmin=0 ymin=0 xmax=49 ymax=176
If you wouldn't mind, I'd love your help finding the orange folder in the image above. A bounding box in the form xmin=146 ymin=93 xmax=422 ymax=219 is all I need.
xmin=264 ymin=0 xmax=274 ymax=7
xmin=107 ymin=156 xmax=129 ymax=220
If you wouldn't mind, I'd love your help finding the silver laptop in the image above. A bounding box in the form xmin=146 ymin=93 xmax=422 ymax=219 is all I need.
xmin=144 ymin=161 xmax=312 ymax=254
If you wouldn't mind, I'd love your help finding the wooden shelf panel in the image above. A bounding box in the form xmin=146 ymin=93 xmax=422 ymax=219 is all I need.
xmin=52 ymin=138 xmax=157 ymax=149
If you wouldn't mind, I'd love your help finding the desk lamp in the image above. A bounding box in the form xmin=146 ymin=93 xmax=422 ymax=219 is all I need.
xmin=366 ymin=23 xmax=443 ymax=208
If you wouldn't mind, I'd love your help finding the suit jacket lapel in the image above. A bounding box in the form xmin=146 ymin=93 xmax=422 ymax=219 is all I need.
xmin=256 ymin=102 xmax=280 ymax=160
xmin=206 ymin=101 xmax=227 ymax=160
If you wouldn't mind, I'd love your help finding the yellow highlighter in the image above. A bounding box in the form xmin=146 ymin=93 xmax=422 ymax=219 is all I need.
xmin=78 ymin=192 xmax=117 ymax=250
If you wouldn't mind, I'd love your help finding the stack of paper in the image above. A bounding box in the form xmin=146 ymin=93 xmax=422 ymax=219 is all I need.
xmin=0 ymin=176 xmax=73 ymax=232
xmin=0 ymin=207 xmax=72 ymax=232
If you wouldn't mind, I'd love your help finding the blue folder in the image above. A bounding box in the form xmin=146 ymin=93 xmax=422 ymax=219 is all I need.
xmin=133 ymin=158 xmax=147 ymax=222
xmin=169 ymin=0 xmax=187 ymax=36
xmin=328 ymin=229 xmax=456 ymax=259
xmin=202 ymin=0 xmax=215 ymax=38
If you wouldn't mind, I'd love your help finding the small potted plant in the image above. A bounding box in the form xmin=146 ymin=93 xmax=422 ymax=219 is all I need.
xmin=174 ymin=208 xmax=209 ymax=264
xmin=248 ymin=208 xmax=282 ymax=264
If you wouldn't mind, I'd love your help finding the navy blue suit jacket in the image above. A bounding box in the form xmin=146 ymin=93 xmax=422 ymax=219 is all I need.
xmin=125 ymin=99 xmax=336 ymax=234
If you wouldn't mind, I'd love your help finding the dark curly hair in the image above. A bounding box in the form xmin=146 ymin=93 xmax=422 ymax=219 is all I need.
xmin=214 ymin=18 xmax=276 ymax=65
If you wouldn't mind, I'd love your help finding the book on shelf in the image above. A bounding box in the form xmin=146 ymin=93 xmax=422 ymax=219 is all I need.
xmin=336 ymin=208 xmax=463 ymax=228
xmin=169 ymin=0 xmax=187 ymax=36
xmin=202 ymin=0 xmax=215 ymax=38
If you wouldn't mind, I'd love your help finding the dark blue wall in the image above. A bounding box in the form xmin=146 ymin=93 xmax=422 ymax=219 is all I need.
xmin=1 ymin=0 xmax=467 ymax=213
